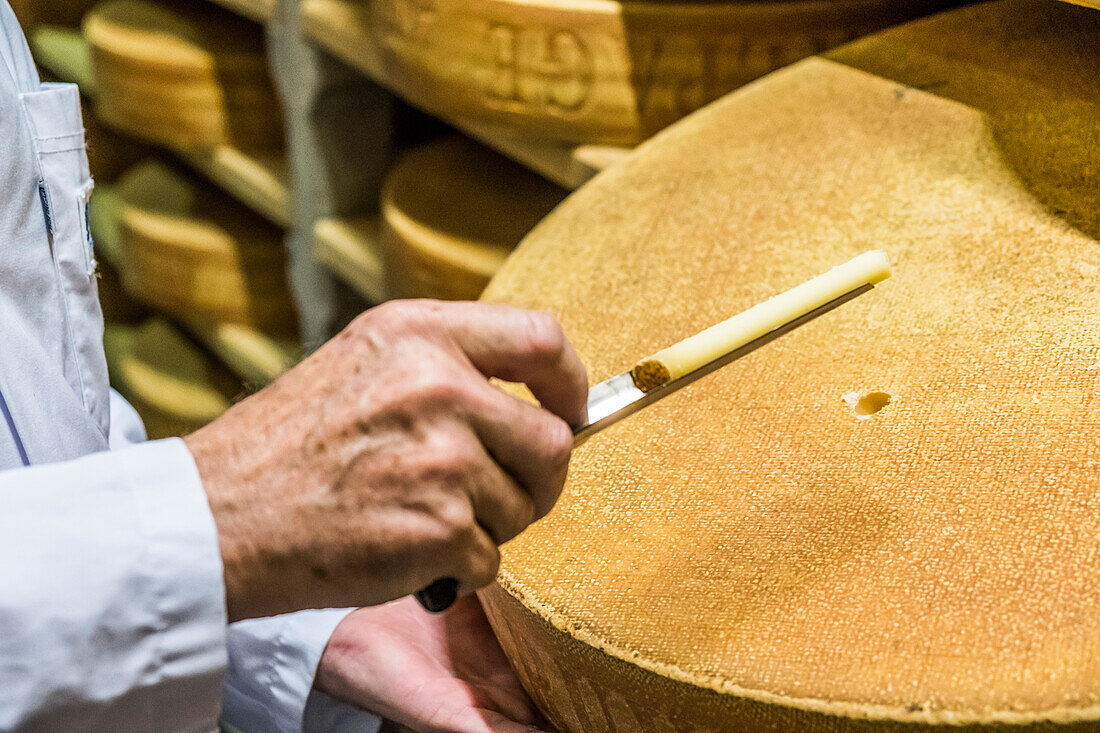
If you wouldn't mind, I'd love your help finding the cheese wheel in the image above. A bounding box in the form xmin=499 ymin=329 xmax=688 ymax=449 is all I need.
xmin=478 ymin=0 xmax=1100 ymax=730
xmin=103 ymin=319 xmax=239 ymax=438
xmin=117 ymin=159 xmax=297 ymax=334
xmin=342 ymin=0 xmax=960 ymax=145
xmin=85 ymin=0 xmax=283 ymax=150
xmin=383 ymin=136 xmax=567 ymax=301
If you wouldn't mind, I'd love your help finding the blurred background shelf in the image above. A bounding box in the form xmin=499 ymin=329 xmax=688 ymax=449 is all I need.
xmin=176 ymin=147 xmax=291 ymax=228
xmin=31 ymin=21 xmax=296 ymax=387
xmin=181 ymin=320 xmax=297 ymax=386
xmin=206 ymin=0 xmax=273 ymax=23
xmin=313 ymin=217 xmax=386 ymax=304
xmin=30 ymin=25 xmax=291 ymax=229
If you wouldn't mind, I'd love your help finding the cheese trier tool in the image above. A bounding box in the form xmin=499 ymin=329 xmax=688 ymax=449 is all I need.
xmin=574 ymin=249 xmax=892 ymax=445
xmin=415 ymin=249 xmax=890 ymax=613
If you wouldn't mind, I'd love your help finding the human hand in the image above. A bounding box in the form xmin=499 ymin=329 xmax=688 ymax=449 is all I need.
xmin=316 ymin=595 xmax=552 ymax=733
xmin=184 ymin=300 xmax=588 ymax=621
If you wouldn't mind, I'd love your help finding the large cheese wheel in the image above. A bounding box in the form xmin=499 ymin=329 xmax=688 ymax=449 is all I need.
xmin=85 ymin=0 xmax=283 ymax=150
xmin=478 ymin=0 xmax=1100 ymax=730
xmin=383 ymin=136 xmax=567 ymax=301
xmin=117 ymin=159 xmax=297 ymax=334
xmin=354 ymin=0 xmax=960 ymax=145
xmin=103 ymin=319 xmax=239 ymax=439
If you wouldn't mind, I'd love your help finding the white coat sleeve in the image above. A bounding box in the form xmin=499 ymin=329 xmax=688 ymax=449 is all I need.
xmin=108 ymin=388 xmax=148 ymax=448
xmin=222 ymin=609 xmax=384 ymax=733
xmin=103 ymin=390 xmax=383 ymax=732
xmin=0 ymin=437 xmax=227 ymax=732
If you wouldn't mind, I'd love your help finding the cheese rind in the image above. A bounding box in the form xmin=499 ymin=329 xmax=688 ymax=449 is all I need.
xmin=633 ymin=250 xmax=890 ymax=389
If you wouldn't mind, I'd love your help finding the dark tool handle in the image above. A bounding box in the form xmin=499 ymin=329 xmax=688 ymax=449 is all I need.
xmin=415 ymin=577 xmax=459 ymax=612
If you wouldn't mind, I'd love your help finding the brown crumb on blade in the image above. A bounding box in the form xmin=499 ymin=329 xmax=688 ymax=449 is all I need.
xmin=631 ymin=359 xmax=671 ymax=392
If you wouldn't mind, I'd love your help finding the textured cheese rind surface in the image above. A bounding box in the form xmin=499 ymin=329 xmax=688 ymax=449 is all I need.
xmin=478 ymin=0 xmax=1100 ymax=729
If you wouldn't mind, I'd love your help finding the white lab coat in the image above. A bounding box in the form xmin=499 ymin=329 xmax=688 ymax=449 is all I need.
xmin=0 ymin=4 xmax=380 ymax=730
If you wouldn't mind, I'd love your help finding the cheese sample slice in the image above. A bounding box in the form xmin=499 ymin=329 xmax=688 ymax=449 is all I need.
xmin=85 ymin=0 xmax=283 ymax=149
xmin=633 ymin=250 xmax=890 ymax=390
xmin=383 ymin=136 xmax=567 ymax=301
xmin=307 ymin=0 xmax=961 ymax=145
xmin=116 ymin=159 xmax=296 ymax=334
xmin=478 ymin=0 xmax=1100 ymax=729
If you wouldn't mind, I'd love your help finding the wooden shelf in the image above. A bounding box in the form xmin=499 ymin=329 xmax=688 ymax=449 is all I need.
xmin=313 ymin=216 xmax=386 ymax=303
xmin=182 ymin=320 xmax=297 ymax=385
xmin=175 ymin=147 xmax=291 ymax=227
xmin=205 ymin=0 xmax=274 ymax=23
xmin=299 ymin=0 xmax=630 ymax=189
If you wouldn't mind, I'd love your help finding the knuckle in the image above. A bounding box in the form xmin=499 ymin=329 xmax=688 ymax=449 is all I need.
xmin=373 ymin=299 xmax=416 ymax=328
xmin=524 ymin=311 xmax=566 ymax=361
xmin=426 ymin=430 xmax=478 ymax=474
xmin=508 ymin=492 xmax=537 ymax=539
xmin=374 ymin=299 xmax=436 ymax=331
xmin=410 ymin=370 xmax=471 ymax=413
xmin=468 ymin=544 xmax=501 ymax=589
xmin=539 ymin=416 xmax=574 ymax=469
xmin=431 ymin=495 xmax=476 ymax=543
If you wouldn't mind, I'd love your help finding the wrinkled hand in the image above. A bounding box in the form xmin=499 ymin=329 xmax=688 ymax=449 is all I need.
xmin=316 ymin=595 xmax=552 ymax=733
xmin=184 ymin=300 xmax=588 ymax=621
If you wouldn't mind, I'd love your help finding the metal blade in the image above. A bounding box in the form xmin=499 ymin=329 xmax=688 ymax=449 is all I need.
xmin=572 ymin=283 xmax=875 ymax=446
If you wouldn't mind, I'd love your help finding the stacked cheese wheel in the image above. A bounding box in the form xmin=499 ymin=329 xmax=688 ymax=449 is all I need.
xmin=104 ymin=319 xmax=238 ymax=439
xmin=478 ymin=0 xmax=1100 ymax=729
xmin=383 ymin=136 xmax=567 ymax=301
xmin=365 ymin=0 xmax=961 ymax=144
xmin=116 ymin=159 xmax=296 ymax=334
xmin=85 ymin=0 xmax=282 ymax=149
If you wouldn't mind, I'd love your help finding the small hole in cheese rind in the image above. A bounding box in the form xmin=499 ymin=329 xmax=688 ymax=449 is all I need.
xmin=847 ymin=390 xmax=892 ymax=418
